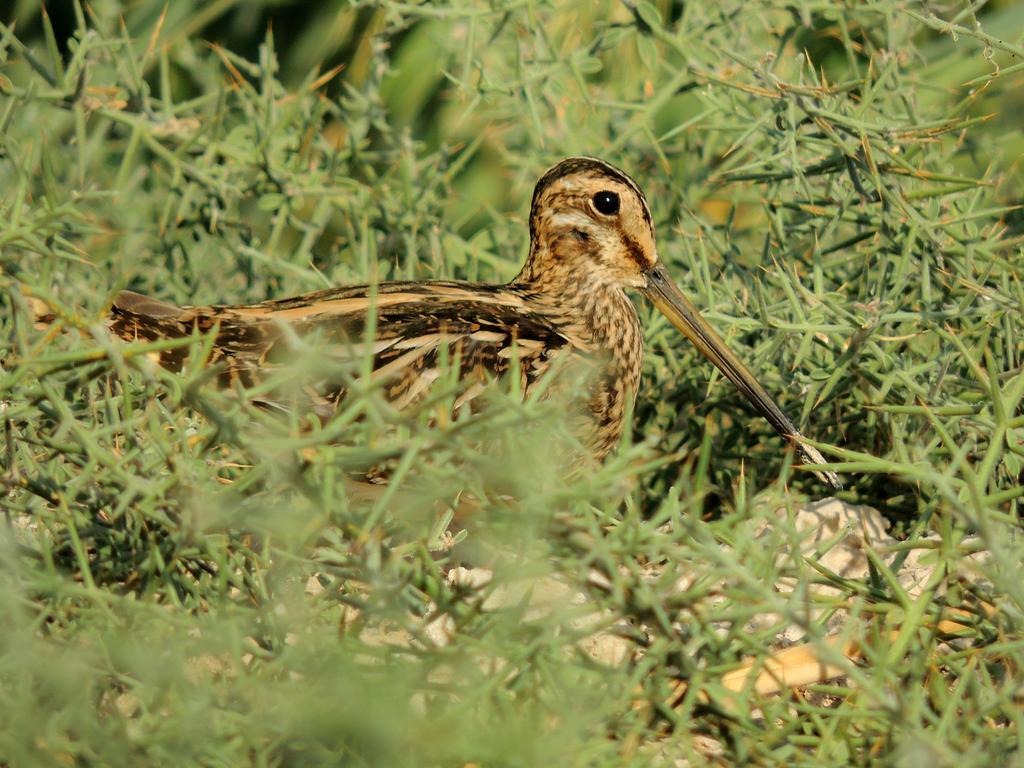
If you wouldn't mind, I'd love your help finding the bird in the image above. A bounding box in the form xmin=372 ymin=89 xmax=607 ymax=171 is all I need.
xmin=109 ymin=156 xmax=840 ymax=489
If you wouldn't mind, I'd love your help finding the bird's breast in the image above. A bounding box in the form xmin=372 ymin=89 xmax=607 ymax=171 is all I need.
xmin=534 ymin=283 xmax=643 ymax=460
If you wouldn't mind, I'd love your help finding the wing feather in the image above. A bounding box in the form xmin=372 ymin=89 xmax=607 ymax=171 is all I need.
xmin=109 ymin=282 xmax=578 ymax=416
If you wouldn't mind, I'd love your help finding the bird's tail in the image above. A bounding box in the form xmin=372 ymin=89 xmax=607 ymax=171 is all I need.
xmin=109 ymin=290 xmax=190 ymax=341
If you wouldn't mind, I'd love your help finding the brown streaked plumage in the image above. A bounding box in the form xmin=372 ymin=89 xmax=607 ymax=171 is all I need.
xmin=110 ymin=157 xmax=841 ymax=488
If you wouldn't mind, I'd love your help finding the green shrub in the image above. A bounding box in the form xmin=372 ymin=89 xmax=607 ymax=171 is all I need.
xmin=1 ymin=1 xmax=1022 ymax=764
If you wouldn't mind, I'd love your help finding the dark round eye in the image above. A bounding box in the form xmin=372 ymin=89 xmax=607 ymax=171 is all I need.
xmin=592 ymin=190 xmax=620 ymax=216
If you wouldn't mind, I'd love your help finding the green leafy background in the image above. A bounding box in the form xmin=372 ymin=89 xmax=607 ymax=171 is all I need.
xmin=1 ymin=1 xmax=1022 ymax=765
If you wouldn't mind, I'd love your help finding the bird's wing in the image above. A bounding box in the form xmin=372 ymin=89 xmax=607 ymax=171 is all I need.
xmin=110 ymin=282 xmax=584 ymax=417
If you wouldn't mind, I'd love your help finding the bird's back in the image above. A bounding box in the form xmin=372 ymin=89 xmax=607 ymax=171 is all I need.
xmin=110 ymin=281 xmax=588 ymax=423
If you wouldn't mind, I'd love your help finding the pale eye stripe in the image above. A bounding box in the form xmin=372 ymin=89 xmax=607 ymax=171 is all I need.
xmin=549 ymin=211 xmax=597 ymax=230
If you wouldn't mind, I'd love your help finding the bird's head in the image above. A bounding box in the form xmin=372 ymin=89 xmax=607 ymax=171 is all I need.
xmin=522 ymin=156 xmax=840 ymax=489
xmin=527 ymin=156 xmax=658 ymax=289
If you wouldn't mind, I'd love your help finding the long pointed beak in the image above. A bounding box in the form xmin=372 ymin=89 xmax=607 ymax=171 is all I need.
xmin=642 ymin=262 xmax=841 ymax=489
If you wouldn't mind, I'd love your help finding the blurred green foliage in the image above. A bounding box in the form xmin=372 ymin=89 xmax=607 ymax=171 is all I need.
xmin=1 ymin=0 xmax=1023 ymax=765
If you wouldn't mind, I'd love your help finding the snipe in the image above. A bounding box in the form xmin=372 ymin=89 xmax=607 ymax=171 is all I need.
xmin=110 ymin=157 xmax=840 ymax=488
